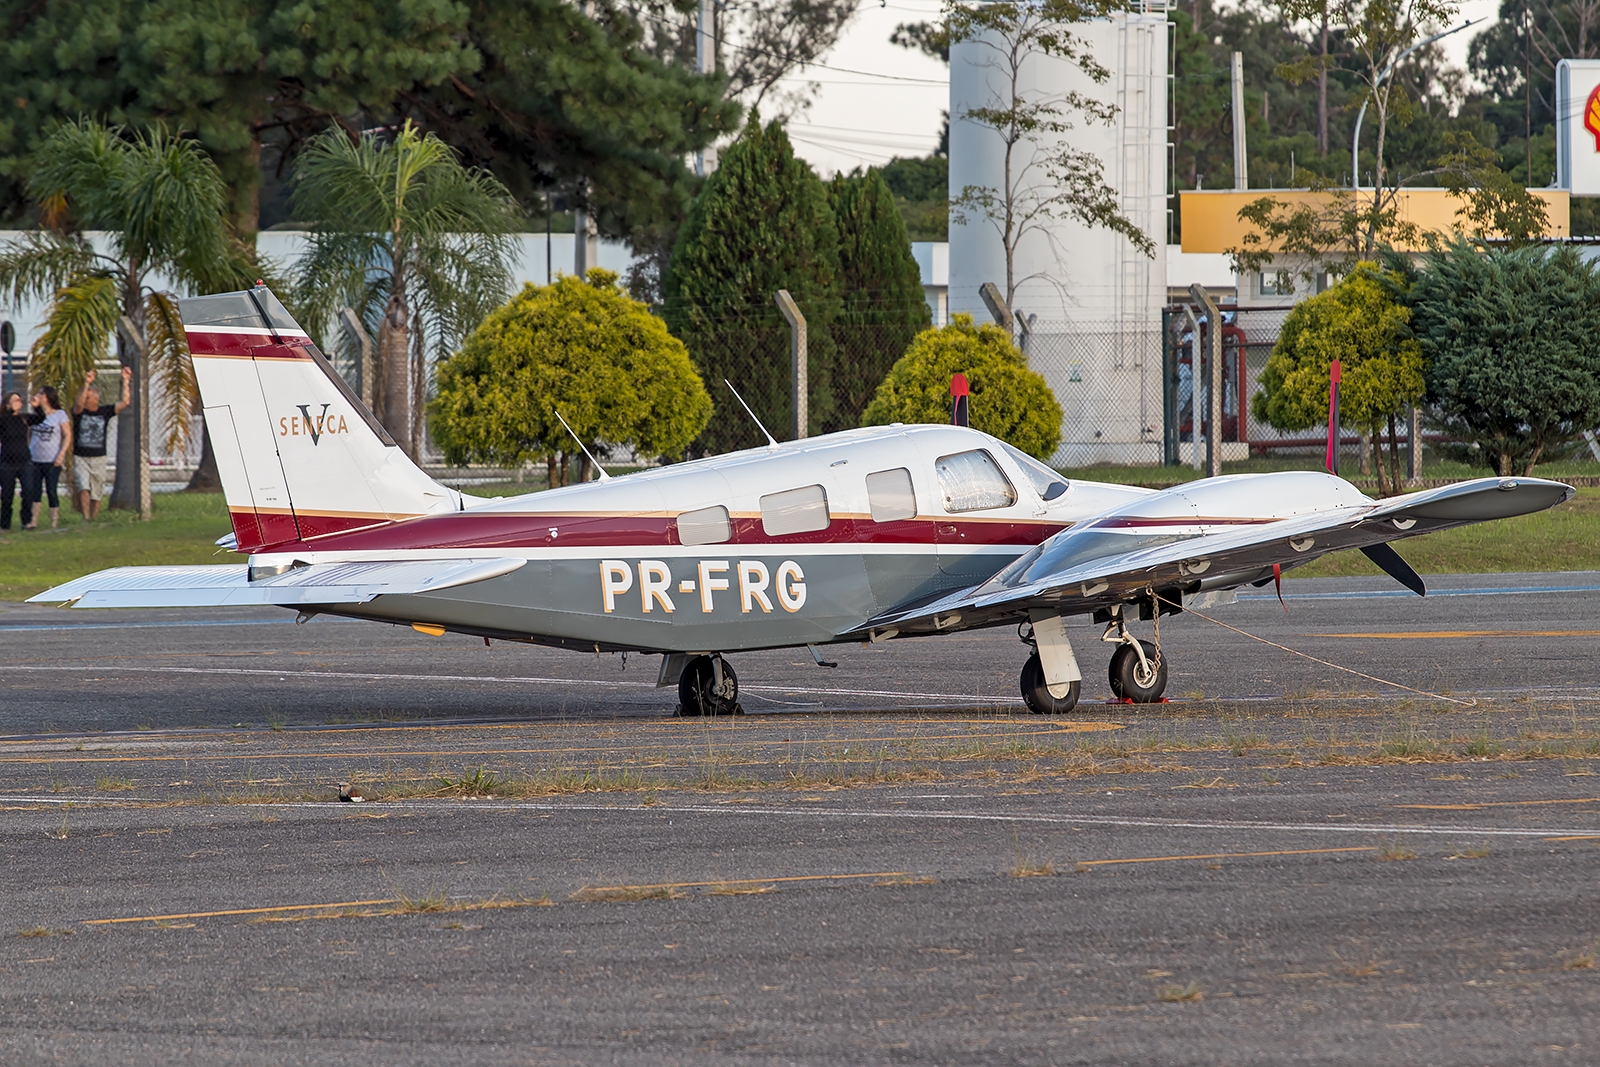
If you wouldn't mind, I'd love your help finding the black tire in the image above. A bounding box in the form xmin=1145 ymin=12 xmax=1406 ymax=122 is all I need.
xmin=677 ymin=655 xmax=742 ymax=716
xmin=1020 ymin=653 xmax=1082 ymax=714
xmin=1109 ymin=640 xmax=1167 ymax=703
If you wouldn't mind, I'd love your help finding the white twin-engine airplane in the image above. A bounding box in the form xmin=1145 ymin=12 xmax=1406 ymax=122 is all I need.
xmin=34 ymin=286 xmax=1575 ymax=715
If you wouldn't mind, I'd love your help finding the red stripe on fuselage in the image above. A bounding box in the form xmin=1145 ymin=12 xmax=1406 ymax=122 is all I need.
xmin=1087 ymin=515 xmax=1281 ymax=530
xmin=234 ymin=509 xmax=1072 ymax=555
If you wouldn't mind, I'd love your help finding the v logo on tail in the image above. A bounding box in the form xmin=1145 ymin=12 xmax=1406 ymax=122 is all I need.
xmin=181 ymin=285 xmax=466 ymax=551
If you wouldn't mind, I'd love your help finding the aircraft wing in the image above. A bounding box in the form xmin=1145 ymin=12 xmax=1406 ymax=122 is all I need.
xmin=861 ymin=477 xmax=1574 ymax=637
xmin=27 ymin=558 xmax=527 ymax=609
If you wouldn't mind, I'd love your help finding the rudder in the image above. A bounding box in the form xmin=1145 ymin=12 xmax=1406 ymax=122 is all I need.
xmin=180 ymin=286 xmax=461 ymax=553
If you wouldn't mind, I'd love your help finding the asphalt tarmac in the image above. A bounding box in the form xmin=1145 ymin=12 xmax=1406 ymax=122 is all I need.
xmin=4 ymin=572 xmax=1600 ymax=1064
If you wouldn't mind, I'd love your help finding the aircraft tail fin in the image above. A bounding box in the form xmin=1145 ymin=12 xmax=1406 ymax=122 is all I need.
xmin=179 ymin=286 xmax=462 ymax=553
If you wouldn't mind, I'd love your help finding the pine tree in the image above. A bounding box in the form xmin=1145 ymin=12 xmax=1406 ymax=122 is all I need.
xmin=663 ymin=119 xmax=842 ymax=454
xmin=827 ymin=169 xmax=931 ymax=430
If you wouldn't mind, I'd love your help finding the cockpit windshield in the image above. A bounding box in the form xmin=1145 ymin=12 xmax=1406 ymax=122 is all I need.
xmin=1001 ymin=442 xmax=1069 ymax=501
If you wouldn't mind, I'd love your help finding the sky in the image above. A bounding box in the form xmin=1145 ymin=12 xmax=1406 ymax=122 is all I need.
xmin=780 ymin=0 xmax=1507 ymax=180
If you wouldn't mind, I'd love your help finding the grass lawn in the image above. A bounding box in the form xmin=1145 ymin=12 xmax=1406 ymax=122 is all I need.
xmin=3 ymin=484 xmax=1596 ymax=603
xmin=0 ymin=491 xmax=232 ymax=601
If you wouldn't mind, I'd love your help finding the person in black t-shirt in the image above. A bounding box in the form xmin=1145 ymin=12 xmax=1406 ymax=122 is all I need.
xmin=0 ymin=391 xmax=41 ymax=529
xmin=71 ymin=367 xmax=132 ymax=521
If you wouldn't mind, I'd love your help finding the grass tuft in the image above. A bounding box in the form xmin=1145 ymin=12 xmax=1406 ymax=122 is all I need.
xmin=94 ymin=776 xmax=136 ymax=792
xmin=570 ymin=885 xmax=686 ymax=903
xmin=1378 ymin=842 xmax=1417 ymax=862
xmin=1155 ymin=981 xmax=1203 ymax=1002
xmin=17 ymin=926 xmax=74 ymax=938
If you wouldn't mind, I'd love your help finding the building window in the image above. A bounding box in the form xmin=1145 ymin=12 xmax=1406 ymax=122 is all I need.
xmin=1258 ymin=271 xmax=1293 ymax=297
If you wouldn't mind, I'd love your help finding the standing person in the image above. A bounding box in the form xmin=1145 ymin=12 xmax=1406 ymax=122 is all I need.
xmin=71 ymin=367 xmax=131 ymax=521
xmin=0 ymin=391 xmax=39 ymax=529
xmin=25 ymin=386 xmax=70 ymax=529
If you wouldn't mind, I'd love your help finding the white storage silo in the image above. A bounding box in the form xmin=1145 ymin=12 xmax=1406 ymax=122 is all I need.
xmin=948 ymin=3 xmax=1169 ymax=465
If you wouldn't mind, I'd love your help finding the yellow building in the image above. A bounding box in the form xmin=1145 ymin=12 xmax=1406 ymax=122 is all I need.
xmin=1178 ymin=188 xmax=1572 ymax=305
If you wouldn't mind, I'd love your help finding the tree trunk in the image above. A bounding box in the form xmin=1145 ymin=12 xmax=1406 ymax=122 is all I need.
xmin=109 ymin=271 xmax=147 ymax=511
xmin=410 ymin=317 xmax=426 ymax=462
xmin=546 ymin=454 xmax=557 ymax=489
xmin=375 ymin=291 xmax=413 ymax=457
xmin=186 ymin=425 xmax=222 ymax=491
xmin=1386 ymin=413 xmax=1401 ymax=491
xmin=1370 ymin=422 xmax=1389 ymax=496
xmin=1358 ymin=431 xmax=1371 ymax=475
xmin=1520 ymin=441 xmax=1544 ymax=477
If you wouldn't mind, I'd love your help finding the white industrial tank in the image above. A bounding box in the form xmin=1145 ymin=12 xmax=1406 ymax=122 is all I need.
xmin=948 ymin=4 xmax=1169 ymax=465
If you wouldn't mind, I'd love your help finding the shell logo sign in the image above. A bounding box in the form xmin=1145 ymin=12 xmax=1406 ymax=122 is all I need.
xmin=1588 ymin=83 xmax=1600 ymax=152
xmin=1558 ymin=59 xmax=1600 ymax=194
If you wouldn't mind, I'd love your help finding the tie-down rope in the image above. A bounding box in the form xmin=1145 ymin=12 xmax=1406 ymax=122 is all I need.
xmin=1151 ymin=591 xmax=1479 ymax=708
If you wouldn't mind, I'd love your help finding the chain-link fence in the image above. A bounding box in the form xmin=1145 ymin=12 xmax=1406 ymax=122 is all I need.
xmin=1159 ymin=304 xmax=1331 ymax=466
xmin=1023 ymin=321 xmax=1166 ymax=467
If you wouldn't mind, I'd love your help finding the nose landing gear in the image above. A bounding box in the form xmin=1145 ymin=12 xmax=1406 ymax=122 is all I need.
xmin=1101 ymin=612 xmax=1168 ymax=703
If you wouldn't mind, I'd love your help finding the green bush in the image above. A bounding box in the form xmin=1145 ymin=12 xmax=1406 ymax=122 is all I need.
xmin=1412 ymin=242 xmax=1600 ymax=476
xmin=431 ymin=271 xmax=711 ymax=483
xmin=860 ymin=314 xmax=1062 ymax=460
xmin=1252 ymin=261 xmax=1424 ymax=494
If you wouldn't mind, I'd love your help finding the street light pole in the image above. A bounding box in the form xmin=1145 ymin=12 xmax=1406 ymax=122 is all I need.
xmin=1351 ymin=19 xmax=1478 ymax=190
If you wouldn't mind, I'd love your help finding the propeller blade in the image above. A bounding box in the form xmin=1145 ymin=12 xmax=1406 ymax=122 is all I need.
xmin=1360 ymin=542 xmax=1426 ymax=597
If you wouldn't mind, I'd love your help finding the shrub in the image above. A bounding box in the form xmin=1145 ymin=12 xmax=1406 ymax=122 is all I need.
xmin=860 ymin=314 xmax=1062 ymax=460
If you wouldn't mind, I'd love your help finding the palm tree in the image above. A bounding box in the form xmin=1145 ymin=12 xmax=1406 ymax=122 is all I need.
xmin=0 ymin=120 xmax=257 ymax=508
xmin=290 ymin=122 xmax=519 ymax=458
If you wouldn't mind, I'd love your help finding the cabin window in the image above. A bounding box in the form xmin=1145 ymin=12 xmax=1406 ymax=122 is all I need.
xmin=1000 ymin=442 xmax=1068 ymax=501
xmin=760 ymin=484 xmax=830 ymax=536
xmin=865 ymin=468 xmax=917 ymax=522
xmin=935 ymin=449 xmax=1017 ymax=513
xmin=677 ymin=505 xmax=731 ymax=546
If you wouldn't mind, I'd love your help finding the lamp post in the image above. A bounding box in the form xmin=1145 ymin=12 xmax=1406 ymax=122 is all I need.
xmin=1351 ymin=19 xmax=1478 ymax=190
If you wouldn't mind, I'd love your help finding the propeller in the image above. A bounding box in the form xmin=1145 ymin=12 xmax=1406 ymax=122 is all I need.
xmin=1360 ymin=542 xmax=1426 ymax=597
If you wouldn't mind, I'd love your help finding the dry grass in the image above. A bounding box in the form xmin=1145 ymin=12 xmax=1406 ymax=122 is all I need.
xmin=94 ymin=776 xmax=136 ymax=792
xmin=706 ymin=882 xmax=777 ymax=896
xmin=16 ymin=926 xmax=73 ymax=938
xmin=1566 ymin=948 xmax=1596 ymax=970
xmin=1378 ymin=843 xmax=1417 ymax=862
xmin=1447 ymin=846 xmax=1491 ymax=860
xmin=875 ymin=874 xmax=936 ymax=886
xmin=1009 ymin=859 xmax=1057 ymax=878
xmin=570 ymin=885 xmax=687 ymax=903
xmin=1155 ymin=981 xmax=1204 ymax=1002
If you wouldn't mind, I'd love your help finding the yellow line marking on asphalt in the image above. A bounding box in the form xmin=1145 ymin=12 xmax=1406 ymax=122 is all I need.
xmin=1396 ymin=797 xmax=1600 ymax=810
xmin=1312 ymin=630 xmax=1600 ymax=640
xmin=1075 ymin=846 xmax=1376 ymax=868
xmin=83 ymin=899 xmax=398 ymax=925
xmin=1544 ymin=835 xmax=1600 ymax=841
xmin=581 ymin=871 xmax=912 ymax=892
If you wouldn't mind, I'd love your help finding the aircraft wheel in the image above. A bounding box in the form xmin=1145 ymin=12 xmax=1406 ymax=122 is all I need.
xmin=1020 ymin=653 xmax=1081 ymax=714
xmin=678 ymin=655 xmax=742 ymax=716
xmin=1109 ymin=640 xmax=1167 ymax=703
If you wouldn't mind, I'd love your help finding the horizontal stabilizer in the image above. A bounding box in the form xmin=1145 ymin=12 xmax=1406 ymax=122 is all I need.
xmin=28 ymin=558 xmax=526 ymax=609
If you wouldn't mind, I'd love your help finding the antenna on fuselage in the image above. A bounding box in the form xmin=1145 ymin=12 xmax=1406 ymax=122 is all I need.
xmin=553 ymin=411 xmax=611 ymax=481
xmin=723 ymin=380 xmax=779 ymax=447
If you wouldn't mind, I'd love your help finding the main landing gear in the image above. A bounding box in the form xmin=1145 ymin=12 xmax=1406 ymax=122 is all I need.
xmin=677 ymin=654 xmax=743 ymax=717
xmin=1019 ymin=605 xmax=1170 ymax=714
